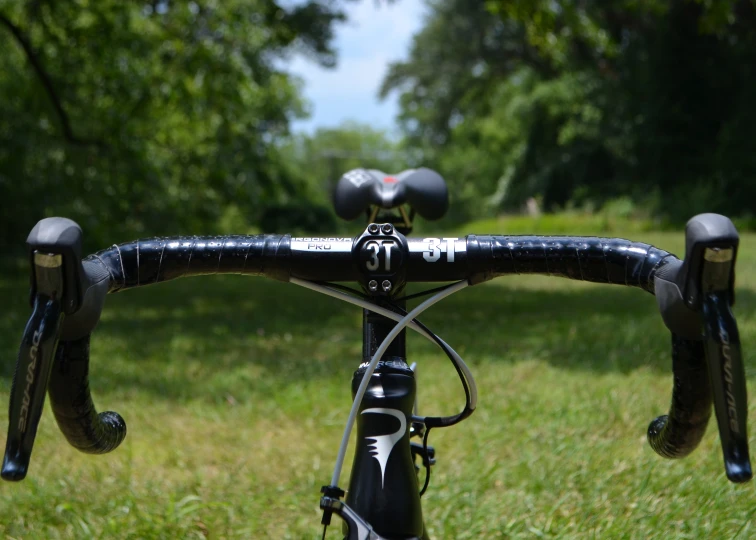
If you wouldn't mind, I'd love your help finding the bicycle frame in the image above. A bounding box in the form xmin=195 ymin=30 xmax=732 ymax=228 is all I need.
xmin=323 ymin=211 xmax=434 ymax=538
xmin=339 ymin=302 xmax=426 ymax=538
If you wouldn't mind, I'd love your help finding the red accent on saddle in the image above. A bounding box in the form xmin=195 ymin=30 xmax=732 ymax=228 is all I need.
xmin=383 ymin=176 xmax=397 ymax=183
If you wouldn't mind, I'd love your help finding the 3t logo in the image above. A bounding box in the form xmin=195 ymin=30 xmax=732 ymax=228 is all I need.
xmin=422 ymin=238 xmax=458 ymax=263
xmin=364 ymin=240 xmax=396 ymax=272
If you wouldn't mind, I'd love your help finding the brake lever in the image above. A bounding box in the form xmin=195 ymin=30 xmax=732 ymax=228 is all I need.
xmin=2 ymin=253 xmax=65 ymax=481
xmin=700 ymin=249 xmax=751 ymax=482
xmin=654 ymin=214 xmax=752 ymax=483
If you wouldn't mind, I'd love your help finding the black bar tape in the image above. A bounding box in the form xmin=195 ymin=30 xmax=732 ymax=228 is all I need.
xmin=47 ymin=335 xmax=126 ymax=454
xmin=647 ymin=335 xmax=712 ymax=458
xmin=467 ymin=236 xmax=675 ymax=290
xmin=90 ymin=235 xmax=292 ymax=292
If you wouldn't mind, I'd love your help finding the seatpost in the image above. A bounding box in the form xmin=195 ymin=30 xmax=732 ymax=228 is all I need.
xmin=369 ymin=206 xmax=413 ymax=235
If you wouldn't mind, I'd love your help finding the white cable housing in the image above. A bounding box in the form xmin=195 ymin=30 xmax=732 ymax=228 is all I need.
xmin=289 ymin=277 xmax=470 ymax=487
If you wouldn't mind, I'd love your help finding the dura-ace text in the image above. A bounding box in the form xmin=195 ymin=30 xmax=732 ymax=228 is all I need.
xmin=720 ymin=328 xmax=739 ymax=434
xmin=18 ymin=329 xmax=42 ymax=433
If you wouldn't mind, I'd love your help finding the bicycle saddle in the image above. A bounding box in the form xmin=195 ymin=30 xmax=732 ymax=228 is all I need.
xmin=333 ymin=167 xmax=449 ymax=221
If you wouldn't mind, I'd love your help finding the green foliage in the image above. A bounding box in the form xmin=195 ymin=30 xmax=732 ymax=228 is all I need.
xmin=383 ymin=0 xmax=756 ymax=224
xmin=0 ymin=0 xmax=356 ymax=249
xmin=260 ymin=201 xmax=337 ymax=233
xmin=442 ymin=205 xmax=655 ymax=236
xmin=281 ymin=121 xmax=412 ymax=203
xmin=274 ymin=121 xmax=412 ymax=230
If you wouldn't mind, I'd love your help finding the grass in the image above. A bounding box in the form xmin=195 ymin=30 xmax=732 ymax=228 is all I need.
xmin=415 ymin=209 xmax=657 ymax=237
xmin=1 ymin=221 xmax=756 ymax=538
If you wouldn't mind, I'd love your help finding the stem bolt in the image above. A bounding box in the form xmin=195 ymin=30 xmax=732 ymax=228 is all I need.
xmin=382 ymin=224 xmax=393 ymax=234
xmin=368 ymin=280 xmax=379 ymax=292
xmin=381 ymin=280 xmax=392 ymax=292
xmin=368 ymin=224 xmax=380 ymax=234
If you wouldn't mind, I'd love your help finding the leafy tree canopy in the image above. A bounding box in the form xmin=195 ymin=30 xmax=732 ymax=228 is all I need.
xmin=0 ymin=0 xmax=360 ymax=249
xmin=382 ymin=0 xmax=756 ymax=222
xmin=272 ymin=121 xmax=410 ymax=231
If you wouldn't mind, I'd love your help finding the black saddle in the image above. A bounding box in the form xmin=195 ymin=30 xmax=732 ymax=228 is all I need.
xmin=333 ymin=167 xmax=449 ymax=221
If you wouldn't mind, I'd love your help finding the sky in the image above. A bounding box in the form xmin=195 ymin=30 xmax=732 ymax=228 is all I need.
xmin=288 ymin=0 xmax=426 ymax=134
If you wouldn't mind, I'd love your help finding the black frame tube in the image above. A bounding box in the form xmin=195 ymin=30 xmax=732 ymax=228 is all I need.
xmin=345 ymin=359 xmax=424 ymax=538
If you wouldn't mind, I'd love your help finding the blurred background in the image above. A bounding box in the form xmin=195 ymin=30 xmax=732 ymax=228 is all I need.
xmin=4 ymin=3 xmax=756 ymax=538
xmin=3 ymin=0 xmax=756 ymax=250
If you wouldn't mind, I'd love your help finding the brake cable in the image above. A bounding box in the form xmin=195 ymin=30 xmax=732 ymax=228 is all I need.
xmin=385 ymin=301 xmax=473 ymax=497
xmin=292 ymin=278 xmax=476 ymax=498
xmin=290 ymin=278 xmax=471 ymax=489
xmin=314 ymin=281 xmax=470 ymax=303
xmin=386 ymin=301 xmax=474 ymax=428
xmin=419 ymin=426 xmax=433 ymax=496
xmin=396 ymin=283 xmax=465 ymax=302
xmin=290 ymin=278 xmax=477 ymax=414
xmin=312 ymin=281 xmax=368 ymax=299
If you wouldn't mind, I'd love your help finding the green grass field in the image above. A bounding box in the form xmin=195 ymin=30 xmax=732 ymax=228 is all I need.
xmin=1 ymin=220 xmax=756 ymax=538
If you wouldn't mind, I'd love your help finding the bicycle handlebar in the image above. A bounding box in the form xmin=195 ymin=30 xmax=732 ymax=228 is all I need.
xmin=2 ymin=215 xmax=751 ymax=484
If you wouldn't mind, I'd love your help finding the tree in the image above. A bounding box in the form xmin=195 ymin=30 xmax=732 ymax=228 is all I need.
xmin=382 ymin=0 xmax=756 ymax=222
xmin=0 ymin=0 xmax=361 ymax=249
xmin=282 ymin=121 xmax=410 ymax=200
xmin=267 ymin=121 xmax=410 ymax=231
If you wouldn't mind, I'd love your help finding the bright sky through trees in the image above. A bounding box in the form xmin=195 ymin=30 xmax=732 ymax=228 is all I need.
xmin=289 ymin=0 xmax=425 ymax=133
